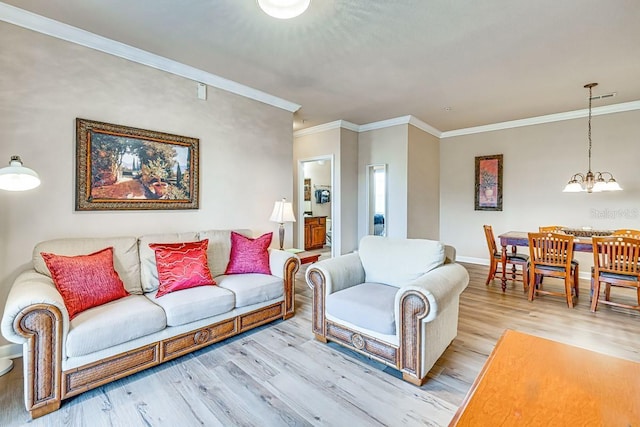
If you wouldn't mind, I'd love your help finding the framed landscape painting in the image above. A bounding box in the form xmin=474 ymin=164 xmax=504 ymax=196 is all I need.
xmin=76 ymin=118 xmax=199 ymax=210
xmin=475 ymin=154 xmax=503 ymax=211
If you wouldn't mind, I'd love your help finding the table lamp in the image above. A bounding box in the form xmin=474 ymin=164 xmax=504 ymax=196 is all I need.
xmin=0 ymin=155 xmax=40 ymax=376
xmin=269 ymin=198 xmax=296 ymax=250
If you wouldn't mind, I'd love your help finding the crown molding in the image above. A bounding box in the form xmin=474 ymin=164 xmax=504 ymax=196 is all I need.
xmin=441 ymin=100 xmax=640 ymax=138
xmin=0 ymin=3 xmax=301 ymax=113
xmin=407 ymin=116 xmax=442 ymax=137
xmin=293 ymin=120 xmax=358 ymax=137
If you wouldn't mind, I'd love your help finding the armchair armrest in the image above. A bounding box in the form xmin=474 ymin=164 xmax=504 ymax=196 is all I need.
xmin=268 ymin=249 xmax=300 ymax=319
xmin=305 ymin=253 xmax=364 ymax=340
xmin=305 ymin=252 xmax=365 ymax=296
xmin=394 ymin=263 xmax=469 ymax=324
xmin=393 ymin=263 xmax=469 ymax=384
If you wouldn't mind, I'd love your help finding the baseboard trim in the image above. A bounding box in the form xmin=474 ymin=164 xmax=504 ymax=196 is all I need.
xmin=0 ymin=343 xmax=22 ymax=360
xmin=457 ymin=256 xmax=591 ymax=280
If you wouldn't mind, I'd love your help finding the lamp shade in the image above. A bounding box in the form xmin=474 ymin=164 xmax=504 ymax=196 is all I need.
xmin=257 ymin=0 xmax=310 ymax=19
xmin=0 ymin=156 xmax=40 ymax=191
xmin=269 ymin=198 xmax=296 ymax=223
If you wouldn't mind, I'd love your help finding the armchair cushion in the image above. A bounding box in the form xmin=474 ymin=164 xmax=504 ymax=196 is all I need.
xmin=358 ymin=236 xmax=445 ymax=287
xmin=326 ymin=282 xmax=398 ymax=335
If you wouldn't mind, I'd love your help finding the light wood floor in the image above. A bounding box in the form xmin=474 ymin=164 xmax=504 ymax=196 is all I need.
xmin=1 ymin=263 xmax=639 ymax=426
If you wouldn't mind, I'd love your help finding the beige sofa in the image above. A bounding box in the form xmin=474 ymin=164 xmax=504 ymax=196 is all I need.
xmin=306 ymin=236 xmax=468 ymax=386
xmin=1 ymin=229 xmax=299 ymax=419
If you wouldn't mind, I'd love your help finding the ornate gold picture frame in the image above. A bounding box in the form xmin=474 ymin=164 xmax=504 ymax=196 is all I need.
xmin=76 ymin=118 xmax=199 ymax=210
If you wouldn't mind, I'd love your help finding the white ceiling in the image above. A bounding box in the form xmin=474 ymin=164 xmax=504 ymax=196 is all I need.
xmin=3 ymin=0 xmax=640 ymax=132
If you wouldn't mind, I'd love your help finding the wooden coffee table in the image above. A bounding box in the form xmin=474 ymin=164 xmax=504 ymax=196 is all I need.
xmin=449 ymin=329 xmax=640 ymax=426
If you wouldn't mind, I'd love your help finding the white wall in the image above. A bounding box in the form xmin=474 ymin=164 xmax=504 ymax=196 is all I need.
xmin=0 ymin=23 xmax=294 ymax=347
xmin=440 ymin=109 xmax=640 ymax=269
xmin=358 ymin=125 xmax=409 ymax=239
xmin=408 ymin=125 xmax=440 ymax=240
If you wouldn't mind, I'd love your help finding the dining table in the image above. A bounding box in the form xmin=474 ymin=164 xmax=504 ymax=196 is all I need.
xmin=497 ymin=231 xmax=596 ymax=292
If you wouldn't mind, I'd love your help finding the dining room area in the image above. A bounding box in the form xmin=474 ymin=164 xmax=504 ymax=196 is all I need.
xmin=483 ymin=225 xmax=640 ymax=313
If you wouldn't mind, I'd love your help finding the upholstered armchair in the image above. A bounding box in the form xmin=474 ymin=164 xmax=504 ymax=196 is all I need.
xmin=305 ymin=236 xmax=469 ymax=386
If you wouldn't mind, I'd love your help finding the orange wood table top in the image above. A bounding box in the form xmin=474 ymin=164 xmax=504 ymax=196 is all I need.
xmin=449 ymin=329 xmax=640 ymax=426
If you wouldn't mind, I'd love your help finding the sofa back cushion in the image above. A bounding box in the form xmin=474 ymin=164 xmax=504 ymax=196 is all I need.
xmin=33 ymin=237 xmax=142 ymax=294
xmin=197 ymin=229 xmax=252 ymax=277
xmin=358 ymin=236 xmax=445 ymax=288
xmin=138 ymin=232 xmax=199 ymax=293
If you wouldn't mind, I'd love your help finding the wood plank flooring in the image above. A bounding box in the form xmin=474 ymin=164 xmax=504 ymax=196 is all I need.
xmin=1 ymin=263 xmax=639 ymax=426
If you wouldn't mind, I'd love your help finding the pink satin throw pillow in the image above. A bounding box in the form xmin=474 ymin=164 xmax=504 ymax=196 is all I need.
xmin=41 ymin=247 xmax=129 ymax=320
xmin=149 ymin=239 xmax=216 ymax=298
xmin=225 ymin=231 xmax=272 ymax=275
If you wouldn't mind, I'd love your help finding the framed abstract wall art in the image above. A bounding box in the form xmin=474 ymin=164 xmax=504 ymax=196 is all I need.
xmin=475 ymin=154 xmax=503 ymax=211
xmin=76 ymin=118 xmax=199 ymax=210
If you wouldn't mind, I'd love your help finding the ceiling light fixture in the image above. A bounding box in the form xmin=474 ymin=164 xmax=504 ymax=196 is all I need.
xmin=257 ymin=0 xmax=310 ymax=19
xmin=563 ymin=83 xmax=622 ymax=193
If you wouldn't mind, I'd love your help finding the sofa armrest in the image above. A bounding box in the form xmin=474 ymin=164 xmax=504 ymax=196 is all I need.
xmin=1 ymin=269 xmax=67 ymax=417
xmin=268 ymin=249 xmax=300 ymax=319
xmin=2 ymin=270 xmax=69 ymax=345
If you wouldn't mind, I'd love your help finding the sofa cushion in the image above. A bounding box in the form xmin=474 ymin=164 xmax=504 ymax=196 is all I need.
xmin=150 ymin=240 xmax=216 ymax=298
xmin=41 ymin=247 xmax=129 ymax=320
xmin=33 ymin=236 xmax=142 ymax=295
xmin=139 ymin=232 xmax=199 ymax=293
xmin=66 ymin=295 xmax=166 ymax=357
xmin=198 ymin=229 xmax=252 ymax=277
xmin=146 ymin=285 xmax=235 ymax=327
xmin=326 ymin=282 xmax=398 ymax=335
xmin=216 ymin=274 xmax=283 ymax=308
xmin=225 ymin=232 xmax=272 ymax=275
xmin=358 ymin=236 xmax=445 ymax=287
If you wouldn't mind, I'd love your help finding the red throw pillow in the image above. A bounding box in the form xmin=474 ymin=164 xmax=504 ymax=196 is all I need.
xmin=41 ymin=247 xmax=129 ymax=320
xmin=225 ymin=231 xmax=272 ymax=275
xmin=149 ymin=239 xmax=216 ymax=298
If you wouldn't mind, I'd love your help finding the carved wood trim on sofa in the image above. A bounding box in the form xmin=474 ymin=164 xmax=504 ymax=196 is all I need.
xmin=398 ymin=291 xmax=429 ymax=385
xmin=14 ymin=257 xmax=299 ymax=419
xmin=14 ymin=304 xmax=63 ymax=419
xmin=306 ymin=268 xmax=326 ymax=338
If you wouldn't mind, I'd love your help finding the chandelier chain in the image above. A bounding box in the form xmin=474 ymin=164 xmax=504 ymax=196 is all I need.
xmin=587 ymin=84 xmax=592 ymax=172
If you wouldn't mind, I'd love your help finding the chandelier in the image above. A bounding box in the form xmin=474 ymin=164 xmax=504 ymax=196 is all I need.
xmin=563 ymin=83 xmax=622 ymax=193
xmin=257 ymin=0 xmax=311 ymax=19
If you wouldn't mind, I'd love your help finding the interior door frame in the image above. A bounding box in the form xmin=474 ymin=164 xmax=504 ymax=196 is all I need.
xmin=297 ymin=155 xmax=336 ymax=258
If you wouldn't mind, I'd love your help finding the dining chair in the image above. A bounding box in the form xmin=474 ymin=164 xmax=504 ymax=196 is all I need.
xmin=538 ymin=225 xmax=565 ymax=233
xmin=483 ymin=225 xmax=529 ymax=291
xmin=527 ymin=232 xmax=579 ymax=308
xmin=612 ymin=229 xmax=640 ymax=238
xmin=538 ymin=226 xmax=579 ymax=284
xmin=591 ymin=236 xmax=640 ymax=313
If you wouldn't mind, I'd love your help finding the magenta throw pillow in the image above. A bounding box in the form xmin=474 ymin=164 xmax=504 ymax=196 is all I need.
xmin=149 ymin=240 xmax=216 ymax=298
xmin=225 ymin=232 xmax=272 ymax=275
xmin=41 ymin=247 xmax=129 ymax=320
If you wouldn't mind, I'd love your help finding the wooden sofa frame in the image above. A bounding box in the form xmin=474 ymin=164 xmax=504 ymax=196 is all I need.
xmin=13 ymin=257 xmax=299 ymax=419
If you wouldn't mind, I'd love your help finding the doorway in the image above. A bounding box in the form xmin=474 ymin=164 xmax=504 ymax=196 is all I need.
xmin=298 ymin=156 xmax=335 ymax=259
